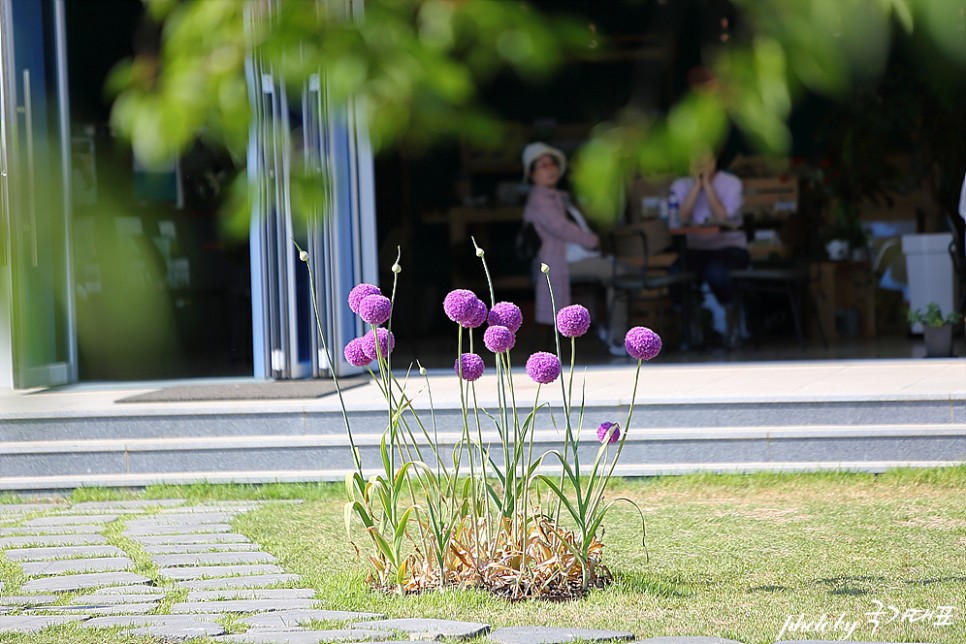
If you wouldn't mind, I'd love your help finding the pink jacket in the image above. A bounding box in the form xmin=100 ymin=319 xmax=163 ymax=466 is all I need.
xmin=523 ymin=186 xmax=599 ymax=325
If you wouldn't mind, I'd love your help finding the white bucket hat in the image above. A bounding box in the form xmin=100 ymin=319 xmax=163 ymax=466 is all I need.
xmin=522 ymin=142 xmax=566 ymax=181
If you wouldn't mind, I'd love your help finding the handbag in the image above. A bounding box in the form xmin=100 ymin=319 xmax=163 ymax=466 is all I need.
xmin=515 ymin=221 xmax=541 ymax=263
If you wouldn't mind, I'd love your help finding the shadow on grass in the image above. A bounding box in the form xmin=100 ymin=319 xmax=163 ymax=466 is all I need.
xmin=612 ymin=571 xmax=689 ymax=598
xmin=747 ymin=584 xmax=789 ymax=593
xmin=907 ymin=576 xmax=966 ymax=586
xmin=816 ymin=575 xmax=885 ymax=596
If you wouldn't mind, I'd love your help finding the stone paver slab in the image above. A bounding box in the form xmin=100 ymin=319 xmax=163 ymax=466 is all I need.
xmin=153 ymin=551 xmax=276 ymax=567
xmin=124 ymin=523 xmax=233 ymax=536
xmin=144 ymin=543 xmax=260 ymax=554
xmin=489 ymin=626 xmax=636 ymax=643
xmin=126 ymin=512 xmax=234 ymax=526
xmin=74 ymin=592 xmax=166 ymax=604
xmin=83 ymin=614 xmax=224 ymax=628
xmin=89 ymin=584 xmax=164 ymax=595
xmin=175 ymin=573 xmax=301 ymax=590
xmin=187 ymin=588 xmax=315 ymax=601
xmin=161 ymin=502 xmax=268 ymax=512
xmin=241 ymin=609 xmax=384 ymax=630
xmin=20 ymin=556 xmax=132 ymax=576
xmin=3 ymin=545 xmax=125 ymax=561
xmin=0 ymin=615 xmax=87 ymax=633
xmin=0 ymin=595 xmax=59 ymax=607
xmin=171 ymin=598 xmax=318 ymax=613
xmin=217 ymin=629 xmax=398 ymax=643
xmin=70 ymin=499 xmax=185 ymax=512
xmin=358 ymin=617 xmax=490 ymax=640
xmin=0 ymin=503 xmax=64 ymax=515
xmin=21 ymin=571 xmax=151 ymax=593
xmin=129 ymin=532 xmax=251 ymax=545
xmin=0 ymin=533 xmax=108 ymax=548
xmin=24 ymin=514 xmax=119 ymax=526
xmin=131 ymin=621 xmax=225 ymax=639
xmin=159 ymin=564 xmax=284 ymax=580
xmin=631 ymin=638 xmax=745 ymax=644
xmin=0 ymin=524 xmax=105 ymax=535
xmin=29 ymin=602 xmax=158 ymax=616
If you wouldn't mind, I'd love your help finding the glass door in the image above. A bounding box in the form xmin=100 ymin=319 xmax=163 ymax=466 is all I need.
xmin=247 ymin=0 xmax=377 ymax=380
xmin=0 ymin=0 xmax=76 ymax=388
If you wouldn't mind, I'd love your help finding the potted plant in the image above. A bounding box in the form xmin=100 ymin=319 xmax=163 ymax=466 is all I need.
xmin=907 ymin=303 xmax=961 ymax=357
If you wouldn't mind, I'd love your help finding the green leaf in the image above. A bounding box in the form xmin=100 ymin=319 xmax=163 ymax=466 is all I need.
xmin=536 ymin=474 xmax=582 ymax=529
xmin=393 ymin=506 xmax=414 ymax=552
xmin=368 ymin=526 xmax=397 ymax=567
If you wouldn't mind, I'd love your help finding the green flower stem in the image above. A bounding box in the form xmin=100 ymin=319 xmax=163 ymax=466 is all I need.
xmin=587 ymin=358 xmax=644 ymax=527
xmin=542 ymin=268 xmax=583 ymax=525
xmin=455 ymin=324 xmax=482 ymax=574
xmin=293 ymin=241 xmax=361 ymax=473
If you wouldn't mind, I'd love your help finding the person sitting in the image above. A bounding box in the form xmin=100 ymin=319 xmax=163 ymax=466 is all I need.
xmin=669 ymin=149 xmax=748 ymax=347
xmin=521 ymin=142 xmax=624 ymax=347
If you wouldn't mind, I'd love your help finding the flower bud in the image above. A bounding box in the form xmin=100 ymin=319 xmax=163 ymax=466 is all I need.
xmin=299 ymin=250 xmax=309 ymax=262
xmin=391 ymin=263 xmax=402 ymax=274
xmin=475 ymin=247 xmax=485 ymax=257
xmin=540 ymin=263 xmax=550 ymax=274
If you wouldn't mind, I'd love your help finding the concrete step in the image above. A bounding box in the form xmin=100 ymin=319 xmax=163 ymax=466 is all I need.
xmin=3 ymin=424 xmax=964 ymax=490
xmin=2 ymin=396 xmax=963 ymax=442
xmin=2 ymin=361 xmax=963 ymax=491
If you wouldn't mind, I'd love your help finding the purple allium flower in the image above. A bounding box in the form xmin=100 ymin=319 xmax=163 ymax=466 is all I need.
xmin=487 ymin=301 xmax=523 ymax=333
xmin=556 ymin=304 xmax=591 ymax=338
xmin=348 ymin=283 xmax=381 ymax=314
xmin=455 ymin=353 xmax=485 ymax=381
xmin=525 ymin=351 xmax=561 ymax=385
xmin=362 ymin=327 xmax=396 ymax=361
xmin=483 ymin=325 xmax=515 ymax=353
xmin=597 ymin=421 xmax=621 ymax=444
xmin=624 ymin=326 xmax=662 ymax=361
xmin=358 ymin=294 xmax=392 ymax=325
xmin=443 ymin=289 xmax=481 ymax=325
xmin=343 ymin=337 xmax=372 ymax=367
xmin=464 ymin=299 xmax=489 ymax=329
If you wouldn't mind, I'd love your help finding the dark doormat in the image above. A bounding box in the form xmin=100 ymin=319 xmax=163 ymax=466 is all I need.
xmin=116 ymin=378 xmax=367 ymax=403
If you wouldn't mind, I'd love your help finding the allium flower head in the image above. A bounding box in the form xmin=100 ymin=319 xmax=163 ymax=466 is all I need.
xmin=487 ymin=301 xmax=523 ymax=333
xmin=526 ymin=351 xmax=561 ymax=384
xmin=464 ymin=299 xmax=489 ymax=329
xmin=443 ymin=289 xmax=481 ymax=325
xmin=624 ymin=326 xmax=662 ymax=361
xmin=343 ymin=338 xmax=372 ymax=367
xmin=556 ymin=304 xmax=591 ymax=338
xmin=362 ymin=327 xmax=395 ymax=361
xmin=597 ymin=421 xmax=621 ymax=444
xmin=358 ymin=294 xmax=392 ymax=325
xmin=348 ymin=283 xmax=381 ymax=314
xmin=455 ymin=353 xmax=485 ymax=381
xmin=483 ymin=325 xmax=515 ymax=353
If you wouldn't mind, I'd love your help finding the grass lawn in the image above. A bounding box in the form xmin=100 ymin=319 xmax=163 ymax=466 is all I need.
xmin=1 ymin=467 xmax=964 ymax=643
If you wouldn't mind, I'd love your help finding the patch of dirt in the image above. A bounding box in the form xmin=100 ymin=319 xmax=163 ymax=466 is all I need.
xmin=898 ymin=516 xmax=966 ymax=530
xmin=714 ymin=507 xmax=810 ymax=524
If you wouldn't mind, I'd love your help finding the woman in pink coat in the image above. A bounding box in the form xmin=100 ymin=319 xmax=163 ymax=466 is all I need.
xmin=521 ymin=142 xmax=616 ymax=336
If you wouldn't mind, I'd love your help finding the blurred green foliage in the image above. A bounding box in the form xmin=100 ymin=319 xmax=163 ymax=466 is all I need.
xmin=109 ymin=0 xmax=965 ymax=227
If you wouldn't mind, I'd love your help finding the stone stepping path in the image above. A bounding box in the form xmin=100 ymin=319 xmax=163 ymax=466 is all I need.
xmin=175 ymin=573 xmax=303 ymax=590
xmin=4 ymin=544 xmax=126 ymax=560
xmin=21 ymin=571 xmax=152 ymax=593
xmin=0 ymin=523 xmax=106 ymax=535
xmin=19 ymin=556 xmax=133 ymax=576
xmin=0 ymin=500 xmax=932 ymax=644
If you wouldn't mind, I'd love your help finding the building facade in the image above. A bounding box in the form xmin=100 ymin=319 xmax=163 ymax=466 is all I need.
xmin=0 ymin=0 xmax=377 ymax=390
